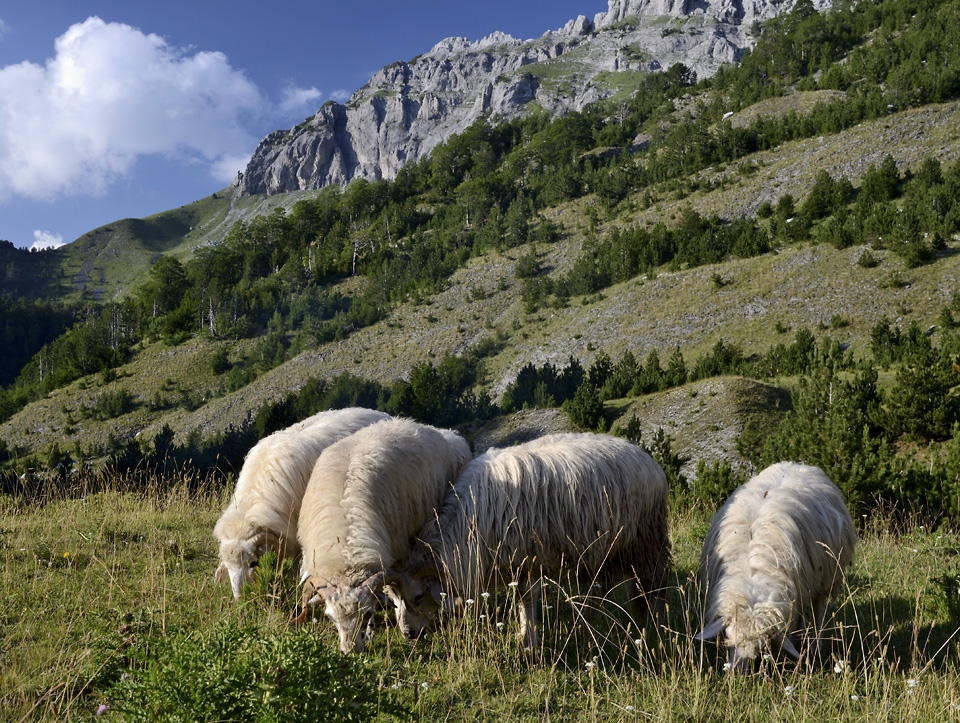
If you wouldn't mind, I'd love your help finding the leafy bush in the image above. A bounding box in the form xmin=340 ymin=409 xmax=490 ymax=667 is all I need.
xmin=689 ymin=458 xmax=748 ymax=507
xmin=562 ymin=383 xmax=606 ymax=430
xmin=108 ymin=621 xmax=406 ymax=722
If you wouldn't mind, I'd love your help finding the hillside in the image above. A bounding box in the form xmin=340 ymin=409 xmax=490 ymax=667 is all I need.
xmin=3 ymin=0 xmax=960 ymax=501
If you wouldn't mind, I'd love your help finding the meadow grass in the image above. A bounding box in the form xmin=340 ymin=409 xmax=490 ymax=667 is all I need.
xmin=2 ymin=473 xmax=960 ymax=721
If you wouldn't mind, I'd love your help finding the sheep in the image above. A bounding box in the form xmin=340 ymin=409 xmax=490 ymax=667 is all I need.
xmin=293 ymin=417 xmax=472 ymax=654
xmin=695 ymin=461 xmax=856 ymax=672
xmin=382 ymin=432 xmax=671 ymax=649
xmin=214 ymin=407 xmax=391 ymax=599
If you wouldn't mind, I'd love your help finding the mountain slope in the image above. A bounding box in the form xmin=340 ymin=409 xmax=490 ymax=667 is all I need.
xmin=237 ymin=0 xmax=828 ymax=196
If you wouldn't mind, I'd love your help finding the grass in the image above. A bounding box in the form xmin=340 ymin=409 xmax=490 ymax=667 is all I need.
xmin=3 ymin=473 xmax=960 ymax=721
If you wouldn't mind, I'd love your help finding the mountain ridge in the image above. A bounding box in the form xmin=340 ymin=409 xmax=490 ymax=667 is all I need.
xmin=237 ymin=0 xmax=829 ymax=196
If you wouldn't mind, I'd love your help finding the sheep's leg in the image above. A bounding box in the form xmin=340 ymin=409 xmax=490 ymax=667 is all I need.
xmin=519 ymin=578 xmax=540 ymax=649
xmin=809 ymin=598 xmax=828 ymax=667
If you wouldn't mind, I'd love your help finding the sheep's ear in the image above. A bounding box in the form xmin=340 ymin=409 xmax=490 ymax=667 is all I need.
xmin=780 ymin=634 xmax=801 ymax=659
xmin=695 ymin=619 xmax=725 ymax=641
xmin=428 ymin=579 xmax=444 ymax=606
xmin=215 ymin=561 xmax=228 ymax=584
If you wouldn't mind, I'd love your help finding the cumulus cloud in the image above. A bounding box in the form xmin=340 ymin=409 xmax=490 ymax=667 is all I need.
xmin=0 ymin=17 xmax=265 ymax=201
xmin=330 ymin=89 xmax=352 ymax=103
xmin=279 ymin=84 xmax=323 ymax=117
xmin=30 ymin=230 xmax=64 ymax=251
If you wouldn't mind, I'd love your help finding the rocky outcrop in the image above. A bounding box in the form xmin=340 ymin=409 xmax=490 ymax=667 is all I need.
xmin=238 ymin=0 xmax=830 ymax=197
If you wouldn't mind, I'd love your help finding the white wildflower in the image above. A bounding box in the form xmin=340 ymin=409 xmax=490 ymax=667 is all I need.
xmin=508 ymin=581 xmax=519 ymax=588
xmin=784 ymin=686 xmax=795 ymax=696
xmin=850 ymin=695 xmax=859 ymax=702
xmin=481 ymin=592 xmax=491 ymax=599
xmin=834 ymin=660 xmax=846 ymax=673
xmin=421 ymin=682 xmax=430 ymax=690
xmin=625 ymin=705 xmax=636 ymax=711
xmin=466 ymin=598 xmax=475 ymax=605
xmin=723 ymin=662 xmax=732 ymax=672
xmin=908 ymin=678 xmax=919 ymax=688
xmin=585 ymin=662 xmax=596 ymax=670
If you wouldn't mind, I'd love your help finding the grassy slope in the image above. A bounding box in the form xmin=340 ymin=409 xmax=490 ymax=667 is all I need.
xmin=19 ymin=184 xmax=329 ymax=303
xmin=4 ymin=95 xmax=960 ymax=463
xmin=2 ymin=482 xmax=959 ymax=721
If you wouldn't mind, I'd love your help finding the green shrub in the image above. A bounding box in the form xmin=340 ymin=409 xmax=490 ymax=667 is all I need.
xmin=690 ymin=458 xmax=748 ymax=507
xmin=108 ymin=621 xmax=406 ymax=722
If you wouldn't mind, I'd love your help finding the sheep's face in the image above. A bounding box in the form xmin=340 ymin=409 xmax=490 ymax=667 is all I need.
xmin=727 ymin=633 xmax=762 ymax=673
xmin=697 ymin=617 xmax=763 ymax=673
xmin=385 ymin=576 xmax=444 ymax=640
xmin=312 ymin=583 xmax=377 ymax=654
xmin=216 ymin=538 xmax=259 ymax=600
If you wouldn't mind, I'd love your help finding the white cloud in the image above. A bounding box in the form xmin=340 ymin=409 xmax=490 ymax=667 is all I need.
xmin=330 ymin=89 xmax=352 ymax=103
xmin=279 ymin=84 xmax=322 ymax=117
xmin=0 ymin=17 xmax=265 ymax=202
xmin=30 ymin=229 xmax=64 ymax=251
xmin=0 ymin=19 xmax=8 ymax=42
xmin=209 ymin=153 xmax=253 ymax=185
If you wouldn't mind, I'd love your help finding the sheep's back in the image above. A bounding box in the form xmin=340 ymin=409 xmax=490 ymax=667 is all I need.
xmin=702 ymin=462 xmax=855 ymax=624
xmin=343 ymin=420 xmax=470 ymax=571
xmin=429 ymin=433 xmax=668 ymax=584
xmin=299 ymin=418 xmax=469 ymax=579
xmin=224 ymin=408 xmax=390 ymax=543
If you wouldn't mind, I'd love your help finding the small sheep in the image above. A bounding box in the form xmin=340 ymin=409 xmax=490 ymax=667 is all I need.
xmin=383 ymin=433 xmax=671 ymax=648
xmin=214 ymin=407 xmax=391 ymax=599
xmin=294 ymin=418 xmax=471 ymax=654
xmin=696 ymin=461 xmax=856 ymax=672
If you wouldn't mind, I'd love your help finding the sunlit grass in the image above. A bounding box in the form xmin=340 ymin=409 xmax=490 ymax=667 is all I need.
xmin=3 ymin=473 xmax=960 ymax=721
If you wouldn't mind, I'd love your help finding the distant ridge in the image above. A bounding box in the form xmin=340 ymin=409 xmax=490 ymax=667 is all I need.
xmin=237 ymin=0 xmax=830 ymax=197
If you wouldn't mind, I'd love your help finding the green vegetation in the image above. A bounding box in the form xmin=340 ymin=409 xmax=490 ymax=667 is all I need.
xmin=4 ymin=2 xmax=960 ymax=715
xmin=4 ymin=476 xmax=960 ymax=721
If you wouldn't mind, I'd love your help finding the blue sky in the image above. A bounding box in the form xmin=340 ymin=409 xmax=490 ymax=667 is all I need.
xmin=0 ymin=1 xmax=606 ymax=250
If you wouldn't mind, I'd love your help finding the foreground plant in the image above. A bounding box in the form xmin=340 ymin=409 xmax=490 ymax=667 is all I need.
xmin=107 ymin=621 xmax=406 ymax=722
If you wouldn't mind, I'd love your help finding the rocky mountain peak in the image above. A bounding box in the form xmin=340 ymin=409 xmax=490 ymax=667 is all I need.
xmin=237 ymin=0 xmax=829 ymax=197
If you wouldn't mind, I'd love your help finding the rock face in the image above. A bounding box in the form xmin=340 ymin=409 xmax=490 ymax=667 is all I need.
xmin=238 ymin=0 xmax=830 ymax=197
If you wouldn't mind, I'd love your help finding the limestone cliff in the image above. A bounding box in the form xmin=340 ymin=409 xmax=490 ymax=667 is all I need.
xmin=238 ymin=0 xmax=829 ymax=196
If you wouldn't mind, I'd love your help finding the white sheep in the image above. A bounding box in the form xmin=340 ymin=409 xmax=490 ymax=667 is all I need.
xmin=293 ymin=417 xmax=472 ymax=654
xmin=695 ymin=461 xmax=856 ymax=672
xmin=383 ymin=433 xmax=671 ymax=649
xmin=214 ymin=407 xmax=391 ymax=599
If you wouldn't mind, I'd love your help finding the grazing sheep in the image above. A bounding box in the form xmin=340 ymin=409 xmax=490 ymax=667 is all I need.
xmin=214 ymin=407 xmax=391 ymax=599
xmin=696 ymin=462 xmax=856 ymax=672
xmin=383 ymin=433 xmax=671 ymax=649
xmin=294 ymin=418 xmax=471 ymax=654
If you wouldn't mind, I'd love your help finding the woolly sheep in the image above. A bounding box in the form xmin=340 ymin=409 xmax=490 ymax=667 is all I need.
xmin=293 ymin=417 xmax=471 ymax=654
xmin=383 ymin=433 xmax=671 ymax=649
xmin=214 ymin=407 xmax=391 ymax=599
xmin=696 ymin=461 xmax=856 ymax=672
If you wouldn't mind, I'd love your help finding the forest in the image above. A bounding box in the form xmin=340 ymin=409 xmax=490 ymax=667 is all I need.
xmin=3 ymin=0 xmax=960 ymax=520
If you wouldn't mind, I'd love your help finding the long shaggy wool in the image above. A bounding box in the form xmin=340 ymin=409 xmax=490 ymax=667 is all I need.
xmin=297 ymin=418 xmax=472 ymax=584
xmin=411 ymin=433 xmax=671 ymax=601
xmin=214 ymin=408 xmax=391 ymax=565
xmin=700 ymin=461 xmax=856 ymax=654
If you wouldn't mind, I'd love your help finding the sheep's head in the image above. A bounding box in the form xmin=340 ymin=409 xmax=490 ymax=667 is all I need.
xmin=696 ymin=608 xmax=800 ymax=673
xmin=216 ymin=532 xmax=284 ymax=600
xmin=382 ymin=570 xmax=445 ymax=641
xmin=297 ymin=575 xmax=378 ymax=654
